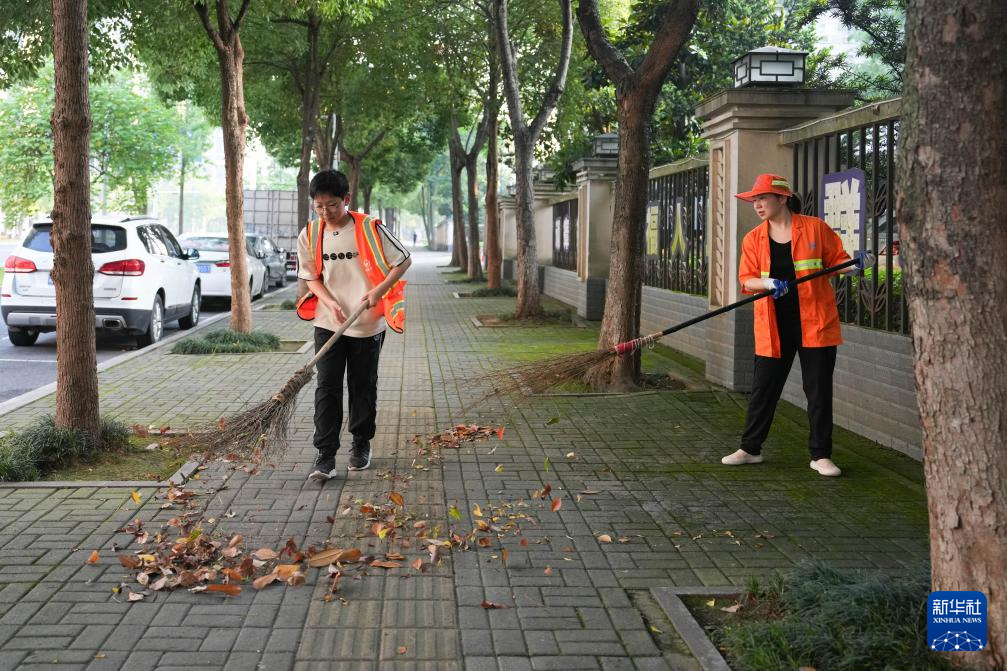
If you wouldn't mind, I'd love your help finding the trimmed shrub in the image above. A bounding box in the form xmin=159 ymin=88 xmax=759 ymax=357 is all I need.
xmin=0 ymin=415 xmax=131 ymax=482
xmin=172 ymin=329 xmax=281 ymax=354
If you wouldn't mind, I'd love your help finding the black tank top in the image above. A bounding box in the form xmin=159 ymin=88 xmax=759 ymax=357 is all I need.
xmin=769 ymin=238 xmax=802 ymax=346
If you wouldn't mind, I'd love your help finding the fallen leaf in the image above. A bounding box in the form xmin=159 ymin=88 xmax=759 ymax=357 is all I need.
xmin=274 ymin=564 xmax=302 ymax=579
xmin=118 ymin=555 xmax=141 ymax=569
xmin=150 ymin=577 xmax=168 ymax=591
xmin=544 ymin=566 xmax=553 ymax=575
xmin=95 ymin=654 xmax=106 ymax=660
xmin=411 ymin=558 xmax=423 ymax=571
xmin=472 ymin=504 xmax=483 ymax=517
xmin=721 ymin=604 xmax=742 ymax=613
xmin=579 ymin=490 xmax=600 ymax=495
xmin=550 ymin=498 xmax=562 ymax=512
xmin=597 ymin=534 xmax=613 ymax=543
xmin=448 ymin=505 xmax=462 ymax=521
xmin=545 ymin=417 xmax=560 ymax=425
xmin=566 ymin=452 xmax=575 ymax=459
xmin=496 ymin=426 xmax=505 ymax=440
xmin=228 ymin=534 xmax=244 ymax=548
xmin=286 ymin=572 xmax=306 ymax=586
xmin=388 ymin=492 xmax=405 ymax=507
xmin=199 ymin=584 xmax=242 ymax=596
xmin=543 ymin=457 xmax=551 ymax=472
xmin=501 ymin=549 xmax=509 ymax=566
xmin=127 ymin=591 xmax=144 ymax=602
xmin=481 ymin=600 xmax=508 ymax=609
xmin=130 ymin=491 xmax=142 ymax=505
xmin=706 ymin=599 xmax=716 ymax=607
xmin=86 ymin=550 xmax=100 ymax=564
xmin=398 ymin=646 xmax=408 ymax=655
xmin=308 ymin=548 xmax=362 ymax=568
xmin=252 ymin=548 xmax=278 ymax=561
xmin=222 ymin=568 xmax=243 ymax=582
xmin=494 ymin=464 xmax=504 ymax=473
xmin=132 ymin=424 xmax=149 ymax=437
xmin=253 ymin=573 xmax=278 ymax=590
xmin=369 ymin=560 xmax=402 ymax=569
xmin=519 ymin=538 xmax=529 ymax=548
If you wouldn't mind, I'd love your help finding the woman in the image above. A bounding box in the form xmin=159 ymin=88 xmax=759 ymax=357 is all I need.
xmin=720 ymin=173 xmax=872 ymax=477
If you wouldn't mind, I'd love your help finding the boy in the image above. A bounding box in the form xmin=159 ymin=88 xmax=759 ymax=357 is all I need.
xmin=297 ymin=170 xmax=411 ymax=480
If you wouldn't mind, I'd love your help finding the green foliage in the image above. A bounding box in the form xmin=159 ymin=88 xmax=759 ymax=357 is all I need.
xmin=470 ymin=285 xmax=518 ymax=298
xmin=0 ymin=65 xmax=211 ymax=220
xmin=720 ymin=561 xmax=951 ymax=671
xmin=0 ymin=415 xmax=131 ymax=482
xmin=172 ymin=329 xmax=282 ymax=354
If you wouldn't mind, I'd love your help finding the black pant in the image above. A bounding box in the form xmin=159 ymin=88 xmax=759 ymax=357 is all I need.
xmin=313 ymin=327 xmax=385 ymax=456
xmin=740 ymin=339 xmax=837 ymax=460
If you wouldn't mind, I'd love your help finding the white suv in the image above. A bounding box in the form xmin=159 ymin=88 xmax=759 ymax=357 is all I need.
xmin=1 ymin=217 xmax=201 ymax=347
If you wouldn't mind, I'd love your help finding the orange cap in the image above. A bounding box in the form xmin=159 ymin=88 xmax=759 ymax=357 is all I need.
xmin=735 ymin=173 xmax=794 ymax=202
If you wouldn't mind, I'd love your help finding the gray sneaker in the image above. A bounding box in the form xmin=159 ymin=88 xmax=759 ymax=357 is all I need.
xmin=347 ymin=442 xmax=371 ymax=471
xmin=308 ymin=453 xmax=338 ymax=481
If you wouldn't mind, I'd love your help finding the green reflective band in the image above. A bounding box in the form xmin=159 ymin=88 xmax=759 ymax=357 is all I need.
xmin=760 ymin=271 xmax=770 ymax=277
xmin=771 ymin=178 xmax=792 ymax=190
xmin=794 ymin=259 xmax=823 ymax=271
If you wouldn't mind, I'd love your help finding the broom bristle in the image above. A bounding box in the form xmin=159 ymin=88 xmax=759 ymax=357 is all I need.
xmin=478 ymin=347 xmax=618 ymax=401
xmin=174 ymin=367 xmax=315 ymax=460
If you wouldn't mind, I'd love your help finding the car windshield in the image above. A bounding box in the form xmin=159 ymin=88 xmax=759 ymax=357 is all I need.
xmin=24 ymin=224 xmax=128 ymax=254
xmin=183 ymin=237 xmax=230 ymax=252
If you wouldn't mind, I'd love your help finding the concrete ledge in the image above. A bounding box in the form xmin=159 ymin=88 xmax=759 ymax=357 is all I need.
xmin=0 ymin=458 xmax=201 ymax=489
xmin=652 ymin=586 xmax=742 ymax=671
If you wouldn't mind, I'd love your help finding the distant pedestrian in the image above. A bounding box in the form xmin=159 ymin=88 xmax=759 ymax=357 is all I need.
xmin=297 ymin=170 xmax=412 ymax=481
xmin=720 ymin=174 xmax=873 ymax=477
xmin=412 ymin=231 xmax=418 ymax=247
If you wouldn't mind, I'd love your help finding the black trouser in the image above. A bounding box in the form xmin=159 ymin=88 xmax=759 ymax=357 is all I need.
xmin=313 ymin=327 xmax=385 ymax=456
xmin=740 ymin=338 xmax=837 ymax=460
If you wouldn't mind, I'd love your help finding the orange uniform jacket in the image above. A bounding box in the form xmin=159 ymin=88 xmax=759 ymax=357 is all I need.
xmin=738 ymin=214 xmax=850 ymax=358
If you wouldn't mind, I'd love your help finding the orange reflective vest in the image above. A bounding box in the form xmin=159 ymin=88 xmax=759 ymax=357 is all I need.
xmin=738 ymin=214 xmax=850 ymax=358
xmin=305 ymin=211 xmax=406 ymax=333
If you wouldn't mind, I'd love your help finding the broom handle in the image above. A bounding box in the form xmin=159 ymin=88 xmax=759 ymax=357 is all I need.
xmin=616 ymin=258 xmax=859 ymax=354
xmin=304 ymin=301 xmax=371 ymax=369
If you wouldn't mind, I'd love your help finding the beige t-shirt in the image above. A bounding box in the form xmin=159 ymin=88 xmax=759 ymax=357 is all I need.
xmin=296 ymin=218 xmax=409 ymax=337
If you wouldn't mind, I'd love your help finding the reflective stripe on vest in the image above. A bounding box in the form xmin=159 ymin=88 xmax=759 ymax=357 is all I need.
xmin=794 ymin=258 xmax=823 ymax=271
xmin=359 ymin=216 xmax=392 ymax=276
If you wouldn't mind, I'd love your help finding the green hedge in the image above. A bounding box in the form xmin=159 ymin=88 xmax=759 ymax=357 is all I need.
xmin=172 ymin=329 xmax=281 ymax=354
xmin=0 ymin=415 xmax=131 ymax=482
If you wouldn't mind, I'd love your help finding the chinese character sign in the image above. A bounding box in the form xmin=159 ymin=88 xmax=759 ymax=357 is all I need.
xmin=928 ymin=591 xmax=987 ymax=652
xmin=820 ymin=168 xmax=866 ymax=255
xmin=646 ymin=204 xmax=659 ymax=256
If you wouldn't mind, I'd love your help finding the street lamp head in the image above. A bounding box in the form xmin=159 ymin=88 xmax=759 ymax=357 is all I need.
xmin=732 ymin=46 xmax=808 ymax=88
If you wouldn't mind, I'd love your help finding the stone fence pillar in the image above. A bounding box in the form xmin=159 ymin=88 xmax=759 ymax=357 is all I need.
xmin=696 ymin=88 xmax=855 ymax=390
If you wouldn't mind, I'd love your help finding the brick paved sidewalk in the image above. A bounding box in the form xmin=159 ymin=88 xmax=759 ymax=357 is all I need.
xmin=0 ymin=253 xmax=929 ymax=671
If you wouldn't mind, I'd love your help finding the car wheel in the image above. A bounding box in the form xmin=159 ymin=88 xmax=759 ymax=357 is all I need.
xmin=254 ymin=273 xmax=266 ymax=300
xmin=8 ymin=328 xmax=39 ymax=347
xmin=137 ymin=295 xmax=164 ymax=347
xmin=178 ymin=285 xmax=201 ymax=330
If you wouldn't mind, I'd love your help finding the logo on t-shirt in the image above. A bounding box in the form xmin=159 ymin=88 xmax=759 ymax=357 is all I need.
xmin=322 ymin=252 xmax=359 ymax=261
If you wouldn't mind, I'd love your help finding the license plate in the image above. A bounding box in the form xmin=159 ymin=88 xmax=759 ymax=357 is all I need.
xmin=197 ymin=264 xmax=211 ymax=273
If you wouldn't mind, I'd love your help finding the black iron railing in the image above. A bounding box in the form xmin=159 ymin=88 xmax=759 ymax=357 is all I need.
xmin=644 ymin=163 xmax=709 ymax=296
xmin=790 ymin=113 xmax=906 ymax=334
xmin=552 ymin=198 xmax=577 ymax=271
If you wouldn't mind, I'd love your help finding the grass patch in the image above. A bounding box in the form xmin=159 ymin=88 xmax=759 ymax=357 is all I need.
xmin=172 ymin=329 xmax=281 ymax=354
xmin=476 ymin=308 xmax=579 ymax=327
xmin=469 ymin=285 xmax=518 ymax=298
xmin=43 ymin=436 xmax=198 ymax=482
xmin=687 ymin=560 xmax=952 ymax=671
xmin=260 ymin=299 xmax=297 ymax=311
xmin=0 ymin=415 xmax=131 ymax=482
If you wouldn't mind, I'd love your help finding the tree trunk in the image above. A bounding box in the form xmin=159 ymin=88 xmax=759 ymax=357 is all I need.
xmin=178 ymin=154 xmax=186 ymax=235
xmin=50 ymin=0 xmax=100 ymax=441
xmin=219 ymin=39 xmax=252 ymax=332
xmin=512 ymin=134 xmax=542 ymax=318
xmin=364 ymin=183 xmax=373 ymax=215
xmin=585 ymin=97 xmax=652 ymax=390
xmin=465 ymin=152 xmax=484 ymax=280
xmin=449 ymin=149 xmax=468 ymax=270
xmin=900 ymin=2 xmax=1007 ymax=668
xmin=346 ymin=158 xmax=361 ymax=211
xmin=485 ymin=114 xmax=501 ymax=289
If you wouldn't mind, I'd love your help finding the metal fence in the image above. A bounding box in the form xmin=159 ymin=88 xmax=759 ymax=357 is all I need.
xmin=552 ymin=198 xmax=577 ymax=271
xmin=644 ymin=160 xmax=709 ymax=296
xmin=785 ymin=99 xmax=906 ymax=334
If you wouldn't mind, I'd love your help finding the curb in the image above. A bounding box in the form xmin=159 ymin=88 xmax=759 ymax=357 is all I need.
xmin=0 ymin=459 xmax=202 ymax=490
xmin=651 ymin=586 xmax=742 ymax=671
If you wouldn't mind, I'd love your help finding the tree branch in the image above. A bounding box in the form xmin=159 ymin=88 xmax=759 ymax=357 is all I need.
xmin=493 ymin=0 xmax=526 ymax=137
xmin=233 ymin=0 xmax=252 ymax=31
xmin=637 ymin=0 xmax=700 ymax=93
xmin=575 ymin=0 xmax=632 ymax=85
xmin=194 ymin=2 xmax=228 ymax=53
xmin=528 ymin=0 xmax=574 ymax=141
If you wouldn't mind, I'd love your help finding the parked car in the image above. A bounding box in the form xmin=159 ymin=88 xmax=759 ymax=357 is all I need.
xmin=178 ymin=233 xmax=267 ymax=303
xmin=1 ymin=217 xmax=201 ymax=347
xmin=246 ymin=234 xmax=287 ymax=288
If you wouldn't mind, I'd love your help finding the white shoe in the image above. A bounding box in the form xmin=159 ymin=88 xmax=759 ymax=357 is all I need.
xmin=721 ymin=449 xmax=763 ymax=465
xmin=810 ymin=458 xmax=841 ymax=477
